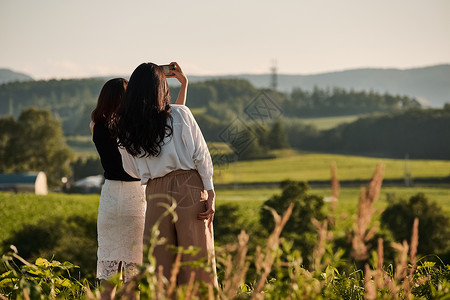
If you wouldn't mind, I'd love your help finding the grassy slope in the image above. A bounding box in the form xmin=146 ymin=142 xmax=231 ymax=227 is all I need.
xmin=298 ymin=115 xmax=362 ymax=130
xmin=1 ymin=185 xmax=449 ymax=248
xmin=216 ymin=186 xmax=450 ymax=212
xmin=0 ymin=192 xmax=99 ymax=242
xmin=215 ymin=186 xmax=450 ymax=236
xmin=213 ymin=151 xmax=450 ymax=184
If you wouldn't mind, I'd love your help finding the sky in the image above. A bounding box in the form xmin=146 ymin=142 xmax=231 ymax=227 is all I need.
xmin=1 ymin=0 xmax=449 ymax=80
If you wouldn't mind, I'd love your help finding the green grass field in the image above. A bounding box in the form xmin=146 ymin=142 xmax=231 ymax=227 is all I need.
xmin=213 ymin=151 xmax=450 ymax=184
xmin=0 ymin=192 xmax=99 ymax=242
xmin=216 ymin=186 xmax=450 ymax=219
xmin=1 ymin=185 xmax=448 ymax=247
xmin=66 ymin=135 xmax=96 ymax=154
xmin=298 ymin=115 xmax=363 ymax=130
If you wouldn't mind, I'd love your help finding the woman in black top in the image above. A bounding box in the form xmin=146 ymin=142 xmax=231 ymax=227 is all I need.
xmin=90 ymin=62 xmax=188 ymax=299
xmin=91 ymin=78 xmax=146 ymax=299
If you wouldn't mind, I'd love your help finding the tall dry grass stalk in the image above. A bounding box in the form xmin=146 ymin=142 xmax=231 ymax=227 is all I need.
xmin=183 ymin=271 xmax=199 ymax=300
xmin=330 ymin=161 xmax=340 ymax=212
xmin=363 ymin=218 xmax=421 ymax=300
xmin=364 ymin=237 xmax=386 ymax=299
xmin=166 ymin=251 xmax=182 ymax=298
xmin=351 ymin=163 xmax=385 ymax=261
xmin=311 ymin=218 xmax=333 ymax=270
xmin=409 ymin=217 xmax=419 ymax=273
xmin=392 ymin=217 xmax=420 ymax=299
xmin=218 ymin=230 xmax=250 ymax=299
xmin=251 ymin=203 xmax=294 ymax=300
xmin=364 ymin=238 xmax=386 ymax=299
xmin=392 ymin=240 xmax=409 ymax=281
xmin=364 ymin=263 xmax=377 ymax=300
xmin=376 ymin=238 xmax=384 ymax=288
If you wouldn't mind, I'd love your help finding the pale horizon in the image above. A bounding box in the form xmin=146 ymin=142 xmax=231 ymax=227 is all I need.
xmin=1 ymin=0 xmax=449 ymax=80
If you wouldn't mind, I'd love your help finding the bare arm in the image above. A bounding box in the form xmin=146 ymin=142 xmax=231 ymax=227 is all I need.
xmin=175 ymin=81 xmax=188 ymax=105
xmin=166 ymin=62 xmax=188 ymax=105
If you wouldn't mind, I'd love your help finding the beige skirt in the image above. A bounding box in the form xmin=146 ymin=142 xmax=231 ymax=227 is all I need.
xmin=145 ymin=169 xmax=217 ymax=287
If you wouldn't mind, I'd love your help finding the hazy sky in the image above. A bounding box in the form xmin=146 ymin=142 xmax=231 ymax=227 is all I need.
xmin=1 ymin=0 xmax=449 ymax=79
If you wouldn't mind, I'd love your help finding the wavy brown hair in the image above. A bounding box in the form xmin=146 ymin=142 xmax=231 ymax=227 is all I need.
xmin=114 ymin=63 xmax=172 ymax=157
xmin=91 ymin=78 xmax=128 ymax=126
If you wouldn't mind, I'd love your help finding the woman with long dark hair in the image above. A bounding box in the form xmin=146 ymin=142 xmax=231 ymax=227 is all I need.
xmin=116 ymin=62 xmax=217 ymax=286
xmin=91 ymin=62 xmax=189 ymax=298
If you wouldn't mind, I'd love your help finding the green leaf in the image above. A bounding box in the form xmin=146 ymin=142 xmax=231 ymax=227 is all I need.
xmin=62 ymin=261 xmax=79 ymax=269
xmin=35 ymin=258 xmax=51 ymax=268
xmin=27 ymin=269 xmax=45 ymax=276
xmin=57 ymin=278 xmax=73 ymax=288
xmin=0 ymin=270 xmax=15 ymax=279
xmin=0 ymin=277 xmax=18 ymax=288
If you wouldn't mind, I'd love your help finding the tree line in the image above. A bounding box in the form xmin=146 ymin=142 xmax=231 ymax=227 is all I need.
xmin=299 ymin=106 xmax=450 ymax=159
xmin=0 ymin=108 xmax=73 ymax=186
xmin=199 ymin=106 xmax=450 ymax=161
xmin=0 ymin=77 xmax=421 ymax=136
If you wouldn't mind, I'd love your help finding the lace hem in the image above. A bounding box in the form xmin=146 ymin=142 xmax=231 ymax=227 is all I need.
xmin=97 ymin=260 xmax=139 ymax=282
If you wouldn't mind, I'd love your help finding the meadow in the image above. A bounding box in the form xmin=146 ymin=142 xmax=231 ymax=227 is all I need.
xmin=213 ymin=150 xmax=450 ymax=184
xmin=297 ymin=114 xmax=363 ymax=130
xmin=2 ymin=185 xmax=449 ymax=245
xmin=0 ymin=192 xmax=99 ymax=243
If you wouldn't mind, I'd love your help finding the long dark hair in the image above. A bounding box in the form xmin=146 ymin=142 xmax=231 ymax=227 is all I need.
xmin=91 ymin=78 xmax=128 ymax=126
xmin=114 ymin=63 xmax=172 ymax=157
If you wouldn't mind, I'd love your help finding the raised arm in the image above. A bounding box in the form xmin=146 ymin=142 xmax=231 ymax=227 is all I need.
xmin=166 ymin=62 xmax=188 ymax=105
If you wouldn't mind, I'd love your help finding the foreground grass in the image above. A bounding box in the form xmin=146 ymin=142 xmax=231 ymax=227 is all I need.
xmin=213 ymin=151 xmax=450 ymax=184
xmin=2 ymin=183 xmax=449 ymax=299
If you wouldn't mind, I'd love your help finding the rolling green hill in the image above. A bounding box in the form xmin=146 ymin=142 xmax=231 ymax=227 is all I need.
xmin=213 ymin=151 xmax=450 ymax=185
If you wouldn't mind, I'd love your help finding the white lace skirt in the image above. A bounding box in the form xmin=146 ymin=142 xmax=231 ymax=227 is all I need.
xmin=96 ymin=179 xmax=146 ymax=281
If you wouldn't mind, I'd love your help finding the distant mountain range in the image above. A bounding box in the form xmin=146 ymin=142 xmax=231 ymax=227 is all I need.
xmin=188 ymin=64 xmax=450 ymax=107
xmin=1 ymin=64 xmax=449 ymax=107
xmin=0 ymin=69 xmax=33 ymax=84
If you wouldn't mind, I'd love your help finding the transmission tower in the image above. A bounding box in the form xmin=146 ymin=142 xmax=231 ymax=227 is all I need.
xmin=270 ymin=60 xmax=278 ymax=90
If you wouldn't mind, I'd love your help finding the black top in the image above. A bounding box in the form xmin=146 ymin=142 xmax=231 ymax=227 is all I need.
xmin=93 ymin=123 xmax=140 ymax=181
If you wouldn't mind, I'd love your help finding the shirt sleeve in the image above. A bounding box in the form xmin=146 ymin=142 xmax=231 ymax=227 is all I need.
xmin=181 ymin=107 xmax=214 ymax=190
xmin=118 ymin=146 xmax=140 ymax=180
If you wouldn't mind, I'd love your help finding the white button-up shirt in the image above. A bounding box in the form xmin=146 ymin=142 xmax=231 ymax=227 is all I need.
xmin=119 ymin=105 xmax=214 ymax=190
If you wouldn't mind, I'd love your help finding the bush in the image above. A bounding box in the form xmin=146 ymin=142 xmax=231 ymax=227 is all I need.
xmin=259 ymin=180 xmax=326 ymax=267
xmin=381 ymin=192 xmax=450 ymax=259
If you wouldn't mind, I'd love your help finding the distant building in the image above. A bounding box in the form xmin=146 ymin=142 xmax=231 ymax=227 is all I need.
xmin=0 ymin=172 xmax=48 ymax=195
xmin=72 ymin=175 xmax=104 ymax=194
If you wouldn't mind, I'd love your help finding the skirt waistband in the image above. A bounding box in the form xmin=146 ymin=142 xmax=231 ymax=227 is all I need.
xmin=146 ymin=169 xmax=198 ymax=185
